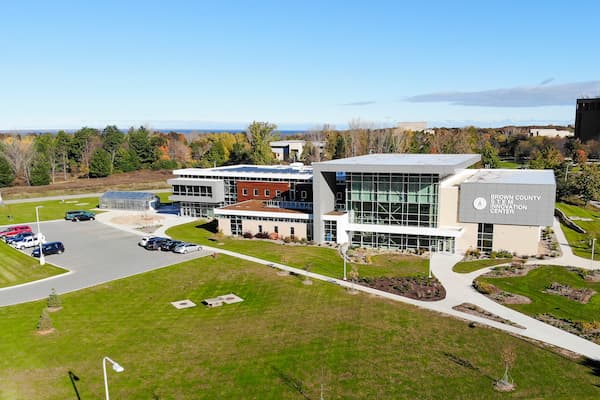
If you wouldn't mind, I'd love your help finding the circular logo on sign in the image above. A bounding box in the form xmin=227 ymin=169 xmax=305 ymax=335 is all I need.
xmin=473 ymin=197 xmax=487 ymax=210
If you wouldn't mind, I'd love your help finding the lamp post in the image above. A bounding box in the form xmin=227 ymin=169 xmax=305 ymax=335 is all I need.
xmin=428 ymin=244 xmax=433 ymax=279
xmin=592 ymin=238 xmax=596 ymax=268
xmin=35 ymin=206 xmax=45 ymax=266
xmin=103 ymin=356 xmax=124 ymax=400
xmin=564 ymin=162 xmax=574 ymax=183
xmin=341 ymin=242 xmax=349 ymax=281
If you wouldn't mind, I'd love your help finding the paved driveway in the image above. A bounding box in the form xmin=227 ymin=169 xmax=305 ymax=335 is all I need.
xmin=0 ymin=220 xmax=209 ymax=306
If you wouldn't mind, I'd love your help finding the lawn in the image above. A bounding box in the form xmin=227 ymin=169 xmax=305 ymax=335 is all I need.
xmin=453 ymin=259 xmax=511 ymax=274
xmin=0 ymin=242 xmax=67 ymax=288
xmin=0 ymin=197 xmax=100 ymax=225
xmin=166 ymin=220 xmax=429 ymax=279
xmin=556 ymin=202 xmax=600 ymax=259
xmin=0 ymin=256 xmax=599 ymax=399
xmin=497 ymin=160 xmax=522 ymax=169
xmin=477 ymin=266 xmax=600 ymax=323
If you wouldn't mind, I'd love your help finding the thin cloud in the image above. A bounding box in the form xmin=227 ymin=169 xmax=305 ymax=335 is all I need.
xmin=405 ymin=80 xmax=600 ymax=107
xmin=539 ymin=77 xmax=554 ymax=86
xmin=340 ymin=101 xmax=376 ymax=106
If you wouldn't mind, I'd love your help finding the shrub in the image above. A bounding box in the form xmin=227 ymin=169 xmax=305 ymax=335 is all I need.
xmin=254 ymin=232 xmax=270 ymax=239
xmin=283 ymin=236 xmax=292 ymax=244
xmin=495 ymin=250 xmax=512 ymax=259
xmin=36 ymin=309 xmax=53 ymax=332
xmin=242 ymin=232 xmax=253 ymax=239
xmin=47 ymin=288 xmax=61 ymax=309
xmin=465 ymin=248 xmax=481 ymax=258
xmin=473 ymin=280 xmax=498 ymax=295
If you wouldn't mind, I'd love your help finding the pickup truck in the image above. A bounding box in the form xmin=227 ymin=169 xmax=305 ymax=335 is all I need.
xmin=11 ymin=234 xmax=46 ymax=250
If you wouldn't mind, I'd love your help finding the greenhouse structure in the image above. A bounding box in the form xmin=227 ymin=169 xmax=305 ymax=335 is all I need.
xmin=99 ymin=191 xmax=160 ymax=211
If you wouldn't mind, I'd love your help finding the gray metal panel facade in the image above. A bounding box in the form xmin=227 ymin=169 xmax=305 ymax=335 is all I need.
xmin=458 ymin=180 xmax=556 ymax=226
xmin=168 ymin=179 xmax=225 ymax=203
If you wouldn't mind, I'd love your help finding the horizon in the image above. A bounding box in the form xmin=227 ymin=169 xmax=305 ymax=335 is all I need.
xmin=1 ymin=2 xmax=599 ymax=129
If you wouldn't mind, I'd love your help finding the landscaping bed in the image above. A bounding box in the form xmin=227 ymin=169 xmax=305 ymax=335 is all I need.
xmin=453 ymin=303 xmax=525 ymax=329
xmin=544 ymin=282 xmax=596 ymax=304
xmin=472 ymin=280 xmax=531 ymax=305
xmin=536 ymin=314 xmax=600 ymax=344
xmin=358 ymin=276 xmax=446 ymax=301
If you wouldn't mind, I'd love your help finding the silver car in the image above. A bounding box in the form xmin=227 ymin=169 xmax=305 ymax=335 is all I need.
xmin=173 ymin=243 xmax=202 ymax=254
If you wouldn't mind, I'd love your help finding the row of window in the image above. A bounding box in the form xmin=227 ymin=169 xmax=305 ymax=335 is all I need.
xmin=257 ymin=225 xmax=294 ymax=235
xmin=218 ymin=214 xmax=310 ymax=223
xmin=172 ymin=185 xmax=213 ymax=198
xmin=351 ymin=231 xmax=455 ymax=252
xmin=240 ymin=188 xmax=310 ymax=199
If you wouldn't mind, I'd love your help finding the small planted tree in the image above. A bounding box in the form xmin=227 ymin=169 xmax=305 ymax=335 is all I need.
xmin=302 ymin=262 xmax=313 ymax=285
xmin=348 ymin=265 xmax=360 ymax=294
xmin=36 ymin=309 xmax=54 ymax=334
xmin=495 ymin=345 xmax=516 ymax=391
xmin=47 ymin=288 xmax=62 ymax=311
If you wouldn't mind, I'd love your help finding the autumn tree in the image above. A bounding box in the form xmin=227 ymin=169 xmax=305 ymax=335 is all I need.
xmin=575 ymin=165 xmax=600 ymax=204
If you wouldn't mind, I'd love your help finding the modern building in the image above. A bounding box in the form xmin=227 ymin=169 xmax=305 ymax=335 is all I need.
xmin=168 ymin=164 xmax=313 ymax=218
xmin=575 ymin=97 xmax=600 ymax=142
xmin=169 ymin=154 xmax=556 ymax=255
xmin=99 ymin=191 xmax=160 ymax=211
xmin=529 ymin=128 xmax=573 ymax=138
xmin=269 ymin=140 xmax=325 ymax=162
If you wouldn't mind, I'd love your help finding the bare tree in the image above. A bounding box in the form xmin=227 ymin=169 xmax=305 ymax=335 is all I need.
xmin=0 ymin=135 xmax=35 ymax=184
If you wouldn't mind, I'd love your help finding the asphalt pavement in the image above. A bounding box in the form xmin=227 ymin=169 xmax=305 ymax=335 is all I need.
xmin=0 ymin=219 xmax=208 ymax=306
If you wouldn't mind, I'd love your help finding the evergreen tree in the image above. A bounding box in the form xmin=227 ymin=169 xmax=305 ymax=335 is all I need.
xmin=246 ymin=121 xmax=276 ymax=165
xmin=128 ymin=126 xmax=156 ymax=166
xmin=0 ymin=153 xmax=14 ymax=187
xmin=30 ymin=155 xmax=51 ymax=186
xmin=36 ymin=309 xmax=53 ymax=332
xmin=481 ymin=142 xmax=500 ymax=168
xmin=102 ymin=125 xmax=125 ymax=173
xmin=114 ymin=148 xmax=140 ymax=172
xmin=89 ymin=149 xmax=112 ymax=178
xmin=47 ymin=288 xmax=62 ymax=309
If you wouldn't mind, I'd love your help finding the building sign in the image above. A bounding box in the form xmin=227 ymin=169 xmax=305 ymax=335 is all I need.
xmin=459 ymin=183 xmax=555 ymax=226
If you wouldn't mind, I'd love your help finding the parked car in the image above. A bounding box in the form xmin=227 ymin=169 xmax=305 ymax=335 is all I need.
xmin=11 ymin=234 xmax=46 ymax=250
xmin=32 ymin=241 xmax=65 ymax=257
xmin=159 ymin=239 xmax=183 ymax=252
xmin=173 ymin=243 xmax=202 ymax=254
xmin=65 ymin=210 xmax=95 ymax=221
xmin=5 ymin=231 xmax=34 ymax=245
xmin=138 ymin=236 xmax=156 ymax=247
xmin=0 ymin=225 xmax=32 ymax=239
xmin=144 ymin=237 xmax=168 ymax=251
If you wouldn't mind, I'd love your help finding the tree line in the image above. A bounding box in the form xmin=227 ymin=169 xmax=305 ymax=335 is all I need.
xmin=0 ymin=121 xmax=598 ymax=204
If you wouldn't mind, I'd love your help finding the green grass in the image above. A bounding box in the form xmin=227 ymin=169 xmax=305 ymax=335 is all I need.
xmin=453 ymin=259 xmax=511 ymax=273
xmin=478 ymin=266 xmax=600 ymax=322
xmin=0 ymin=242 xmax=67 ymax=288
xmin=166 ymin=220 xmax=429 ymax=279
xmin=556 ymin=202 xmax=600 ymax=259
xmin=1 ymin=256 xmax=599 ymax=399
xmin=0 ymin=197 xmax=100 ymax=225
xmin=497 ymin=160 xmax=522 ymax=169
xmin=156 ymin=191 xmax=172 ymax=204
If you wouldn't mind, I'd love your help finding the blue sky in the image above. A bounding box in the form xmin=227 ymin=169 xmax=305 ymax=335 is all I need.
xmin=1 ymin=1 xmax=599 ymax=130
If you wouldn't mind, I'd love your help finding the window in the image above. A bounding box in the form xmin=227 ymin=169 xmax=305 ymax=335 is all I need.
xmin=265 ymin=189 xmax=270 ymax=197
xmin=274 ymin=226 xmax=279 ymax=234
xmin=477 ymin=223 xmax=494 ymax=253
xmin=242 ymin=188 xmax=248 ymax=196
xmin=336 ymin=192 xmax=343 ymax=200
xmin=290 ymin=227 xmax=295 ymax=235
xmin=253 ymin=189 xmax=259 ymax=196
xmin=301 ymin=190 xmax=307 ymax=199
xmin=275 ymin=190 xmax=281 ymax=197
xmin=258 ymin=225 xmax=263 ymax=233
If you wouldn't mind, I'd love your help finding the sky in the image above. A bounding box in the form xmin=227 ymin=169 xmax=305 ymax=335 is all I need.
xmin=1 ymin=0 xmax=599 ymax=131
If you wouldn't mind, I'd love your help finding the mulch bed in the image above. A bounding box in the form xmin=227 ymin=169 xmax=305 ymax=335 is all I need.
xmin=358 ymin=276 xmax=446 ymax=301
xmin=536 ymin=313 xmax=600 ymax=344
xmin=544 ymin=282 xmax=596 ymax=304
xmin=453 ymin=303 xmax=525 ymax=329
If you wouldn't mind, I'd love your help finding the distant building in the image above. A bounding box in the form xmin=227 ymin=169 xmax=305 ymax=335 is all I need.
xmin=575 ymin=97 xmax=600 ymax=142
xmin=269 ymin=140 xmax=325 ymax=162
xmin=99 ymin=191 xmax=160 ymax=211
xmin=529 ymin=128 xmax=573 ymax=138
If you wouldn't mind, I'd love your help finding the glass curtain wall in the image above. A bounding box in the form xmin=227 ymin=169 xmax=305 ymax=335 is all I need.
xmin=346 ymin=173 xmax=439 ymax=227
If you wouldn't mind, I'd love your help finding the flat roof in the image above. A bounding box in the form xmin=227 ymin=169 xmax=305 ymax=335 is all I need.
xmin=217 ymin=199 xmax=309 ymax=215
xmin=463 ymin=169 xmax=556 ymax=185
xmin=313 ymin=153 xmax=480 ymax=175
xmin=173 ymin=164 xmax=313 ymax=180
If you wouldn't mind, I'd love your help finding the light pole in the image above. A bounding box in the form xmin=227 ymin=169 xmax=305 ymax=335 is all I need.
xmin=103 ymin=356 xmax=125 ymax=400
xmin=564 ymin=162 xmax=574 ymax=183
xmin=341 ymin=242 xmax=349 ymax=280
xmin=35 ymin=206 xmax=45 ymax=265
xmin=428 ymin=244 xmax=433 ymax=279
xmin=592 ymin=238 xmax=596 ymax=268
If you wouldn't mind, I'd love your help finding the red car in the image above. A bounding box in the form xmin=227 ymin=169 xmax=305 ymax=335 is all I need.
xmin=0 ymin=225 xmax=32 ymax=239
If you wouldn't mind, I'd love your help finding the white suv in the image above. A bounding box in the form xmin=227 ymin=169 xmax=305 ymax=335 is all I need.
xmin=12 ymin=234 xmax=46 ymax=250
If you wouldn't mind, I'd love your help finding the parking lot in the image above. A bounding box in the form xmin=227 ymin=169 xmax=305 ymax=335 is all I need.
xmin=0 ymin=220 xmax=210 ymax=306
